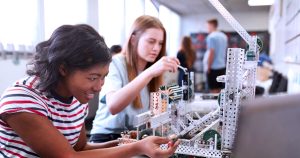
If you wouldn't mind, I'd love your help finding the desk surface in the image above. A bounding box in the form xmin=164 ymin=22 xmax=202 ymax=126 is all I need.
xmin=188 ymin=93 xmax=218 ymax=113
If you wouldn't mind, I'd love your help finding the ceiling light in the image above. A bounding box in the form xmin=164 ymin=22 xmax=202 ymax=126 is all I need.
xmin=248 ymin=0 xmax=274 ymax=6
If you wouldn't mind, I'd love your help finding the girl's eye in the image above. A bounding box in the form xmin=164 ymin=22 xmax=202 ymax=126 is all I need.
xmin=89 ymin=77 xmax=97 ymax=81
xmin=148 ymin=40 xmax=155 ymax=44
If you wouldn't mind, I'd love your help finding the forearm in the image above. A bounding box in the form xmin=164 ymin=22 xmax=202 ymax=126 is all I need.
xmin=83 ymin=140 xmax=119 ymax=150
xmin=107 ymin=69 xmax=153 ymax=114
xmin=74 ymin=142 xmax=142 ymax=158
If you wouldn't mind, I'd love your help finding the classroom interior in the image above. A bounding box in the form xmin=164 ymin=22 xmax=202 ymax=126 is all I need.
xmin=0 ymin=0 xmax=300 ymax=157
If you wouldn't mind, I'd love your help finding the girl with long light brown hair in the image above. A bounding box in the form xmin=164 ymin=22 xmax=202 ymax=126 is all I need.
xmin=90 ymin=15 xmax=180 ymax=144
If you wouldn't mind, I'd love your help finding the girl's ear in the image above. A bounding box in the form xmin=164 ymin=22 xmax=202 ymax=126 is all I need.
xmin=59 ymin=64 xmax=67 ymax=76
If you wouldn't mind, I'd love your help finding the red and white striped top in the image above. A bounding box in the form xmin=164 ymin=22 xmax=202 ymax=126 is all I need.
xmin=0 ymin=76 xmax=88 ymax=158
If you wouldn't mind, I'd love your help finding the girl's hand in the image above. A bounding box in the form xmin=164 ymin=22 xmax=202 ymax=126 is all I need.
xmin=137 ymin=136 xmax=180 ymax=158
xmin=146 ymin=56 xmax=180 ymax=78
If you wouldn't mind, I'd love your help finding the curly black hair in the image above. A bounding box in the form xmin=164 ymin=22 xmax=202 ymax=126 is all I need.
xmin=27 ymin=24 xmax=112 ymax=92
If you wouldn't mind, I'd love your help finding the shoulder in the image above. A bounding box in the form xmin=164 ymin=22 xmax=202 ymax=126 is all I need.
xmin=109 ymin=54 xmax=127 ymax=71
xmin=217 ymin=31 xmax=227 ymax=37
xmin=207 ymin=33 xmax=212 ymax=39
xmin=105 ymin=54 xmax=128 ymax=83
xmin=0 ymin=79 xmax=49 ymax=117
xmin=2 ymin=76 xmax=44 ymax=98
xmin=112 ymin=54 xmax=126 ymax=65
xmin=207 ymin=33 xmax=215 ymax=41
xmin=221 ymin=32 xmax=228 ymax=40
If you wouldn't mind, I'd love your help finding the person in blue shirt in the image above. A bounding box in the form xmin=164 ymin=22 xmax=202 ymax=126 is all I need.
xmin=205 ymin=18 xmax=228 ymax=93
xmin=90 ymin=15 xmax=180 ymax=143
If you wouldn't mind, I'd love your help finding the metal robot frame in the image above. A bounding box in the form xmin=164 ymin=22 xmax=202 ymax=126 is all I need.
xmin=119 ymin=0 xmax=261 ymax=157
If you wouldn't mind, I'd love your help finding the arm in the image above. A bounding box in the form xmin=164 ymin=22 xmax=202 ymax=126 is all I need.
xmin=3 ymin=112 xmax=178 ymax=158
xmin=73 ymin=124 xmax=119 ymax=151
xmin=107 ymin=56 xmax=179 ymax=115
xmin=207 ymin=48 xmax=215 ymax=73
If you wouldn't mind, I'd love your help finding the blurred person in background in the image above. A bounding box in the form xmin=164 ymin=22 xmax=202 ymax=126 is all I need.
xmin=177 ymin=36 xmax=196 ymax=86
xmin=205 ymin=18 xmax=228 ymax=93
xmin=110 ymin=45 xmax=122 ymax=56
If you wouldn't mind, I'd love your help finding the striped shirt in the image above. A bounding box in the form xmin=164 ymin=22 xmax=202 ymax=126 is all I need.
xmin=0 ymin=76 xmax=88 ymax=158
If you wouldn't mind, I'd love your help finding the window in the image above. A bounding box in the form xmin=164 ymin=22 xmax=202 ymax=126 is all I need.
xmin=0 ymin=0 xmax=181 ymax=55
xmin=0 ymin=0 xmax=39 ymax=50
xmin=124 ymin=0 xmax=145 ymax=37
xmin=159 ymin=5 xmax=181 ymax=56
xmin=44 ymin=0 xmax=88 ymax=39
xmin=98 ymin=0 xmax=125 ymax=47
xmin=145 ymin=0 xmax=158 ymax=17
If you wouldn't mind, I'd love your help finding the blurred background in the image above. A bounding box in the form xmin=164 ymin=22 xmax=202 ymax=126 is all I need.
xmin=0 ymin=0 xmax=299 ymax=95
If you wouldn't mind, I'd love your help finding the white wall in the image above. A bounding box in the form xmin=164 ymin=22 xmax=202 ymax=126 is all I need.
xmin=0 ymin=60 xmax=29 ymax=94
xmin=159 ymin=5 xmax=181 ymax=57
xmin=0 ymin=1 xmax=181 ymax=95
xmin=181 ymin=11 xmax=270 ymax=36
xmin=269 ymin=0 xmax=300 ymax=93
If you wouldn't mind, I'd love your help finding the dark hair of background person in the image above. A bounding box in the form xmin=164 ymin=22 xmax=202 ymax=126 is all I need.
xmin=207 ymin=18 xmax=218 ymax=28
xmin=110 ymin=45 xmax=122 ymax=55
xmin=179 ymin=36 xmax=196 ymax=69
xmin=27 ymin=24 xmax=112 ymax=92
